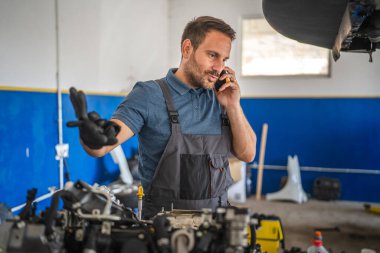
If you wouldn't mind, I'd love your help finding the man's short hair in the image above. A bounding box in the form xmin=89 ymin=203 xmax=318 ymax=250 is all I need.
xmin=181 ymin=16 xmax=236 ymax=50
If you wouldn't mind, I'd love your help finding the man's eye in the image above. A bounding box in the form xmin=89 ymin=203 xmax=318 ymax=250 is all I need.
xmin=209 ymin=53 xmax=216 ymax=58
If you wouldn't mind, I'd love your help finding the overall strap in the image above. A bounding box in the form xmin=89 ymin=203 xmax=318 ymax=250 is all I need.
xmin=155 ymin=78 xmax=180 ymax=125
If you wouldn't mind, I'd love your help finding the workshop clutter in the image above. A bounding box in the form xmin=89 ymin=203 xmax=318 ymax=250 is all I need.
xmin=227 ymin=157 xmax=247 ymax=203
xmin=253 ymin=213 xmax=285 ymax=253
xmin=313 ymin=177 xmax=341 ymax=201
xmin=364 ymin=203 xmax=380 ymax=215
xmin=307 ymin=231 xmax=329 ymax=253
xmin=266 ymin=155 xmax=308 ymax=203
xmin=0 ymin=180 xmax=265 ymax=253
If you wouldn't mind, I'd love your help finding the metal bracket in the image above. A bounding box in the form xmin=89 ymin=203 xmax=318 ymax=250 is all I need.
xmin=55 ymin=144 xmax=69 ymax=160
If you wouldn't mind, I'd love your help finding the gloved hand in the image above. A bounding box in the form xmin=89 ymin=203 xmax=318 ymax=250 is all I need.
xmin=66 ymin=87 xmax=120 ymax=150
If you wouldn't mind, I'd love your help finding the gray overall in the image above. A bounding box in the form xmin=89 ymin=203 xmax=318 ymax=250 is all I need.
xmin=143 ymin=79 xmax=234 ymax=218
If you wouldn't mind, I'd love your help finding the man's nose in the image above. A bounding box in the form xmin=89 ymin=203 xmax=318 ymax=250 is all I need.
xmin=213 ymin=59 xmax=225 ymax=74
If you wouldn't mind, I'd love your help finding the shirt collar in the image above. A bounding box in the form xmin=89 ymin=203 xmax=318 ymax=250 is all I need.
xmin=165 ymin=68 xmax=207 ymax=96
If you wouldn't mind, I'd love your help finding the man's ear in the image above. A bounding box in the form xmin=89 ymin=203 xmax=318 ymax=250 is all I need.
xmin=181 ymin=39 xmax=193 ymax=59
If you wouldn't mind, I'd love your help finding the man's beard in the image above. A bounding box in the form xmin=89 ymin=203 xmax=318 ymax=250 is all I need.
xmin=183 ymin=54 xmax=219 ymax=89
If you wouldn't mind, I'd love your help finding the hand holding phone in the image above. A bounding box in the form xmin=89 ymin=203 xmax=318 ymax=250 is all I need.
xmin=214 ymin=70 xmax=230 ymax=92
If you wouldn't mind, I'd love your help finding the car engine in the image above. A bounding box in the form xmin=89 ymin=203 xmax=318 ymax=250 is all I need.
xmin=0 ymin=180 xmax=261 ymax=253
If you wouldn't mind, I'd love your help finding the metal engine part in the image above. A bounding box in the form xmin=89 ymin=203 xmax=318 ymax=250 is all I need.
xmin=0 ymin=180 xmax=261 ymax=253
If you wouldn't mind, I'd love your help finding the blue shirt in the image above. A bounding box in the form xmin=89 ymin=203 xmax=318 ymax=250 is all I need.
xmin=112 ymin=68 xmax=223 ymax=188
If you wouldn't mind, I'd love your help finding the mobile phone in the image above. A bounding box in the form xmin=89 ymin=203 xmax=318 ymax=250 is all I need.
xmin=214 ymin=70 xmax=227 ymax=92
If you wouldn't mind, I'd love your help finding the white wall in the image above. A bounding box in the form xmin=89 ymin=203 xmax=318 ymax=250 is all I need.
xmin=2 ymin=0 xmax=380 ymax=95
xmin=0 ymin=0 xmax=56 ymax=88
xmin=0 ymin=0 xmax=169 ymax=93
xmin=59 ymin=0 xmax=169 ymax=92
xmin=168 ymin=0 xmax=380 ymax=97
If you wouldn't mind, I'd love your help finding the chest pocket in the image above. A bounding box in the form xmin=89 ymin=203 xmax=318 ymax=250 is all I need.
xmin=179 ymin=154 xmax=232 ymax=200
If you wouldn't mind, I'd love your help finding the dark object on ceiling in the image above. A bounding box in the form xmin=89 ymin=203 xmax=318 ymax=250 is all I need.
xmin=262 ymin=0 xmax=380 ymax=62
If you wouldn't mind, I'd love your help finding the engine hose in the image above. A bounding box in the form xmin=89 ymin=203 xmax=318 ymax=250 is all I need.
xmin=19 ymin=188 xmax=37 ymax=220
xmin=249 ymin=224 xmax=257 ymax=250
xmin=44 ymin=190 xmax=64 ymax=238
xmin=84 ymin=225 xmax=98 ymax=253
xmin=171 ymin=229 xmax=195 ymax=253
xmin=44 ymin=190 xmax=76 ymax=239
xmin=153 ymin=215 xmax=171 ymax=253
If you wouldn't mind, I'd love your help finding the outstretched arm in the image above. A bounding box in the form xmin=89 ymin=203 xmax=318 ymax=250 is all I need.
xmin=66 ymin=87 xmax=134 ymax=157
xmin=82 ymin=119 xmax=134 ymax=157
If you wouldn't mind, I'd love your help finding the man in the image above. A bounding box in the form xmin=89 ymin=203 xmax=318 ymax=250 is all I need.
xmin=71 ymin=16 xmax=256 ymax=218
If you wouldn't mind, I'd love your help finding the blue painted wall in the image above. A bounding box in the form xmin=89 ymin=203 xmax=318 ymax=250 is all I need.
xmin=241 ymin=98 xmax=380 ymax=203
xmin=0 ymin=90 xmax=138 ymax=212
xmin=1 ymin=91 xmax=379 ymax=212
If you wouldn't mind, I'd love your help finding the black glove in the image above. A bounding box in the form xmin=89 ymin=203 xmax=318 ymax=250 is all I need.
xmin=66 ymin=87 xmax=120 ymax=150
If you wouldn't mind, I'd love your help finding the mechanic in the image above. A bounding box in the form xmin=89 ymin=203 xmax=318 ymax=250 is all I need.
xmin=72 ymin=16 xmax=256 ymax=218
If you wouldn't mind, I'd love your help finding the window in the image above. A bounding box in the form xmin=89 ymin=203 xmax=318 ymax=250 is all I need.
xmin=241 ymin=18 xmax=330 ymax=77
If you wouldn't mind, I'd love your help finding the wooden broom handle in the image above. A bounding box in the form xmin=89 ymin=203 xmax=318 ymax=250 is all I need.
xmin=256 ymin=123 xmax=268 ymax=200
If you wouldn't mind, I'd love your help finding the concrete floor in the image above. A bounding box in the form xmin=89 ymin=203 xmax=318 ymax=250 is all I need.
xmin=234 ymin=198 xmax=380 ymax=253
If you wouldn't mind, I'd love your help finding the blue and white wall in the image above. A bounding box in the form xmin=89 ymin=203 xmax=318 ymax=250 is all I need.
xmin=0 ymin=0 xmax=169 ymax=210
xmin=1 ymin=0 xmax=379 ymax=212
